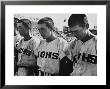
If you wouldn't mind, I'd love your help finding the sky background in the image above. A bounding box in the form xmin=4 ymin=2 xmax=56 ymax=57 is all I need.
xmin=15 ymin=14 xmax=97 ymax=31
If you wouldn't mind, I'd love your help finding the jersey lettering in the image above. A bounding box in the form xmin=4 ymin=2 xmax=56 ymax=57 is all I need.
xmin=40 ymin=51 xmax=45 ymax=58
xmin=18 ymin=48 xmax=32 ymax=56
xmin=38 ymin=51 xmax=59 ymax=60
xmin=82 ymin=53 xmax=90 ymax=61
xmin=52 ymin=53 xmax=59 ymax=59
xmin=73 ymin=53 xmax=97 ymax=64
xmin=45 ymin=52 xmax=52 ymax=58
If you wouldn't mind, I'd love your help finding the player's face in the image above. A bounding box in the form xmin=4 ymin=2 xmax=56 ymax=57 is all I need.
xmin=17 ymin=23 xmax=29 ymax=37
xmin=38 ymin=23 xmax=52 ymax=39
xmin=69 ymin=25 xmax=85 ymax=40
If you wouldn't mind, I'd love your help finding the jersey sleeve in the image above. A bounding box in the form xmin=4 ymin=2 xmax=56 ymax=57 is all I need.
xmin=33 ymin=38 xmax=40 ymax=52
xmin=33 ymin=39 xmax=44 ymax=57
xmin=28 ymin=38 xmax=40 ymax=55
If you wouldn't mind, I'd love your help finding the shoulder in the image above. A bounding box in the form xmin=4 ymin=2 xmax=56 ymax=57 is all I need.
xmin=29 ymin=37 xmax=36 ymax=44
xmin=57 ymin=37 xmax=68 ymax=44
xmin=88 ymin=30 xmax=97 ymax=41
xmin=14 ymin=35 xmax=22 ymax=43
xmin=30 ymin=37 xmax=41 ymax=47
xmin=92 ymin=36 xmax=97 ymax=47
xmin=37 ymin=39 xmax=46 ymax=46
xmin=90 ymin=36 xmax=97 ymax=44
xmin=93 ymin=35 xmax=97 ymax=41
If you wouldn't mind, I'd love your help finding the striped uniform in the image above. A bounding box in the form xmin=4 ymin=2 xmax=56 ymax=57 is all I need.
xmin=65 ymin=36 xmax=97 ymax=76
xmin=34 ymin=37 xmax=68 ymax=76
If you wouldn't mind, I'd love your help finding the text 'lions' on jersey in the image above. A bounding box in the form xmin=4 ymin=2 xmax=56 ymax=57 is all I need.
xmin=34 ymin=37 xmax=68 ymax=75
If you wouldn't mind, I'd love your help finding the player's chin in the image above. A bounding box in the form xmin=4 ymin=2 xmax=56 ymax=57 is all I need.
xmin=42 ymin=36 xmax=46 ymax=39
xmin=75 ymin=35 xmax=81 ymax=40
xmin=20 ymin=33 xmax=25 ymax=37
xmin=42 ymin=36 xmax=47 ymax=39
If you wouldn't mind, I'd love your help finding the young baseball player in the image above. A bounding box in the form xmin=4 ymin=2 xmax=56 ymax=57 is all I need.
xmin=34 ymin=17 xmax=73 ymax=76
xmin=15 ymin=19 xmax=38 ymax=76
xmin=65 ymin=14 xmax=97 ymax=76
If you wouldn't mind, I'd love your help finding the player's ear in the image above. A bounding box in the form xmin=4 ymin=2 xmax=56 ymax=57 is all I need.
xmin=84 ymin=16 xmax=89 ymax=29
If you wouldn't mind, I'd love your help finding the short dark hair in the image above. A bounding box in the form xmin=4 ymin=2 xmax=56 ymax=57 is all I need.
xmin=17 ymin=19 xmax=31 ymax=30
xmin=68 ymin=14 xmax=88 ymax=28
xmin=38 ymin=17 xmax=54 ymax=30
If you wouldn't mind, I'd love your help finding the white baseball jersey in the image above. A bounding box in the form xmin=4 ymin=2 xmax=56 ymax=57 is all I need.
xmin=34 ymin=37 xmax=68 ymax=74
xmin=15 ymin=37 xmax=38 ymax=63
xmin=65 ymin=36 xmax=97 ymax=76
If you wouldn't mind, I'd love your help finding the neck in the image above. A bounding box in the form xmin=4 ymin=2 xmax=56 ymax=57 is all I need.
xmin=46 ymin=34 xmax=56 ymax=42
xmin=24 ymin=35 xmax=31 ymax=41
xmin=81 ymin=31 xmax=93 ymax=43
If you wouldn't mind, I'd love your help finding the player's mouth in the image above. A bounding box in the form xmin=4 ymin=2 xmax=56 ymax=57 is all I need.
xmin=41 ymin=34 xmax=46 ymax=38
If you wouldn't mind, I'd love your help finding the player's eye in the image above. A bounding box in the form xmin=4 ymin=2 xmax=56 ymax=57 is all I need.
xmin=70 ymin=29 xmax=80 ymax=34
xmin=39 ymin=28 xmax=46 ymax=33
xmin=73 ymin=30 xmax=79 ymax=33
xmin=17 ymin=26 xmax=23 ymax=30
xmin=41 ymin=28 xmax=45 ymax=30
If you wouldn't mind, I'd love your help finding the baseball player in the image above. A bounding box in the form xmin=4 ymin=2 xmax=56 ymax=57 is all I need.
xmin=65 ymin=14 xmax=97 ymax=76
xmin=34 ymin=17 xmax=73 ymax=76
xmin=15 ymin=19 xmax=38 ymax=76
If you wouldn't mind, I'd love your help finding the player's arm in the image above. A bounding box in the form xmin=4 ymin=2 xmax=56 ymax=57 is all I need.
xmin=59 ymin=56 xmax=73 ymax=76
xmin=58 ymin=39 xmax=73 ymax=76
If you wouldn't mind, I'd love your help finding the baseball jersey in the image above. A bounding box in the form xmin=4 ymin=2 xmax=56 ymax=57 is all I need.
xmin=65 ymin=36 xmax=97 ymax=76
xmin=34 ymin=37 xmax=68 ymax=74
xmin=15 ymin=37 xmax=38 ymax=64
